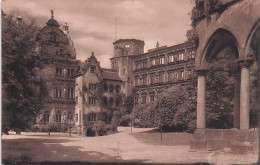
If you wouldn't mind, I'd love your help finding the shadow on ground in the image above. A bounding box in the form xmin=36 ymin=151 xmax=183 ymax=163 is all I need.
xmin=2 ymin=138 xmax=142 ymax=164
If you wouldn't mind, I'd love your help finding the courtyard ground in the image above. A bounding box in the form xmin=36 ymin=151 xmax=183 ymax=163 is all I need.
xmin=2 ymin=127 xmax=259 ymax=164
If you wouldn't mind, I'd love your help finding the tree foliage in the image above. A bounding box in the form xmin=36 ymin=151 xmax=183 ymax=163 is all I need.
xmin=206 ymin=47 xmax=236 ymax=129
xmin=2 ymin=12 xmax=43 ymax=132
xmin=133 ymin=81 xmax=197 ymax=132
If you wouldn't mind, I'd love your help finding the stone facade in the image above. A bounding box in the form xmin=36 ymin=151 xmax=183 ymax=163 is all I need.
xmin=110 ymin=34 xmax=197 ymax=104
xmin=131 ymin=41 xmax=196 ymax=104
xmin=35 ymin=13 xmax=80 ymax=126
xmin=110 ymin=39 xmax=145 ymax=96
xmin=75 ymin=53 xmax=122 ymax=135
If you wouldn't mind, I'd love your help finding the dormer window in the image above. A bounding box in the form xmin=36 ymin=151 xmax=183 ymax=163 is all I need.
xmin=90 ymin=66 xmax=96 ymax=73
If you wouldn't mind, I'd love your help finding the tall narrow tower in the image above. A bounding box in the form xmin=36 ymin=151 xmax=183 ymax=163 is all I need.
xmin=110 ymin=39 xmax=145 ymax=96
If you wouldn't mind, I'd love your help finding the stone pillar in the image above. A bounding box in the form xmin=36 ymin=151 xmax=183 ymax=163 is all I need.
xmin=196 ymin=69 xmax=207 ymax=129
xmin=233 ymin=73 xmax=240 ymax=128
xmin=239 ymin=61 xmax=251 ymax=130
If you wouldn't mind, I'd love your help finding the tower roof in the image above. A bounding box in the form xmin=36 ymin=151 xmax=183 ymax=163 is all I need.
xmin=46 ymin=9 xmax=60 ymax=27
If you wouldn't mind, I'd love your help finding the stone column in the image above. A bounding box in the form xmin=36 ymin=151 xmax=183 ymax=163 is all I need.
xmin=196 ymin=69 xmax=207 ymax=129
xmin=239 ymin=60 xmax=252 ymax=130
xmin=233 ymin=73 xmax=240 ymax=128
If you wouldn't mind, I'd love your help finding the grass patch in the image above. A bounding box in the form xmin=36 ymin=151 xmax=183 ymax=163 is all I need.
xmin=132 ymin=129 xmax=193 ymax=146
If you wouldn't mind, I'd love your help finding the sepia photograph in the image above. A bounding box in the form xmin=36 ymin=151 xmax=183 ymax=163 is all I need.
xmin=1 ymin=0 xmax=259 ymax=164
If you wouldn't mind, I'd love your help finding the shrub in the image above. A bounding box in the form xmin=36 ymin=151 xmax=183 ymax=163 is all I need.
xmin=31 ymin=125 xmax=40 ymax=132
xmin=111 ymin=111 xmax=121 ymax=126
xmin=46 ymin=122 xmax=61 ymax=132
xmin=93 ymin=121 xmax=106 ymax=136
xmin=105 ymin=124 xmax=117 ymax=135
xmin=120 ymin=114 xmax=132 ymax=126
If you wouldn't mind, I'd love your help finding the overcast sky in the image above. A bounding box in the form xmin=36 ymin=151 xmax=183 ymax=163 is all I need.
xmin=2 ymin=0 xmax=194 ymax=68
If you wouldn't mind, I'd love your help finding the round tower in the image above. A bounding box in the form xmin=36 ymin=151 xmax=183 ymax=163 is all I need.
xmin=111 ymin=39 xmax=145 ymax=96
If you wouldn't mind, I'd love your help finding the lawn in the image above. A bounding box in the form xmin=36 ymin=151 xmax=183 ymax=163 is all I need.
xmin=131 ymin=129 xmax=193 ymax=146
xmin=2 ymin=138 xmax=141 ymax=164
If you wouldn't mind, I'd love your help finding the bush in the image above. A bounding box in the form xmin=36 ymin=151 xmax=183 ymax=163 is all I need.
xmin=46 ymin=122 xmax=61 ymax=132
xmin=31 ymin=125 xmax=40 ymax=132
xmin=105 ymin=124 xmax=117 ymax=135
xmin=93 ymin=121 xmax=106 ymax=136
xmin=111 ymin=111 xmax=121 ymax=126
xmin=120 ymin=114 xmax=132 ymax=126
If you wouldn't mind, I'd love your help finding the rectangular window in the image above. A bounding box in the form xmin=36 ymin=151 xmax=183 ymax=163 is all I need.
xmin=90 ymin=66 xmax=96 ymax=73
xmin=150 ymin=74 xmax=156 ymax=84
xmin=174 ymin=72 xmax=179 ymax=81
xmin=143 ymin=61 xmax=147 ymax=68
xmin=75 ymin=114 xmax=78 ymax=122
xmin=56 ymin=67 xmax=62 ymax=76
xmin=67 ymin=87 xmax=74 ymax=98
xmin=67 ymin=69 xmax=74 ymax=77
xmin=159 ymin=57 xmax=165 ymax=65
xmin=159 ymin=72 xmax=164 ymax=83
xmin=168 ymin=55 xmax=174 ymax=63
xmin=150 ymin=95 xmax=155 ymax=102
xmin=89 ymin=97 xmax=96 ymax=105
xmin=178 ymin=53 xmax=184 ymax=61
xmin=151 ymin=59 xmax=156 ymax=66
xmin=89 ymin=84 xmax=96 ymax=90
xmin=188 ymin=70 xmax=193 ymax=78
xmin=189 ymin=50 xmax=195 ymax=59
xmin=168 ymin=72 xmax=174 ymax=82
xmin=180 ymin=71 xmax=184 ymax=80
xmin=56 ymin=88 xmax=62 ymax=98
xmin=122 ymin=68 xmax=126 ymax=74
xmin=143 ymin=75 xmax=147 ymax=85
xmin=89 ymin=113 xmax=96 ymax=121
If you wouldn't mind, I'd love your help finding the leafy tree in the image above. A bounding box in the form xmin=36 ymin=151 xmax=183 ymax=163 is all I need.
xmin=206 ymin=47 xmax=236 ymax=129
xmin=2 ymin=12 xmax=43 ymax=133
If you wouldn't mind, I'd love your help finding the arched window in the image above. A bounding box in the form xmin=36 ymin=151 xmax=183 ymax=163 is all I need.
xmin=109 ymin=84 xmax=114 ymax=93
xmin=43 ymin=111 xmax=50 ymax=124
xmin=56 ymin=111 xmax=61 ymax=123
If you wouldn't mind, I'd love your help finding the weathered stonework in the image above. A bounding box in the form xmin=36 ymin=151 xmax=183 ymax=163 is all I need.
xmin=75 ymin=53 xmax=122 ymax=135
xmin=35 ymin=14 xmax=80 ymax=126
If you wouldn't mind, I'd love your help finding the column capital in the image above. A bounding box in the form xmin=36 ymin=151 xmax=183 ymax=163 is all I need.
xmin=196 ymin=69 xmax=207 ymax=76
xmin=238 ymin=57 xmax=254 ymax=68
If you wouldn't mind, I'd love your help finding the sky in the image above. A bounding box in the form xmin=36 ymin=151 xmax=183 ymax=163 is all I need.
xmin=2 ymin=0 xmax=194 ymax=68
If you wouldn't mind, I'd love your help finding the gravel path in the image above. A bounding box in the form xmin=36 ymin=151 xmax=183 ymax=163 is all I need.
xmin=2 ymin=127 xmax=258 ymax=164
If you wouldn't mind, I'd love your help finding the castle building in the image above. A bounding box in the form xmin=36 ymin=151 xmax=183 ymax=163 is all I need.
xmin=35 ymin=11 xmax=79 ymax=125
xmin=110 ymin=39 xmax=145 ymax=96
xmin=111 ymin=31 xmax=197 ymax=104
xmin=75 ymin=53 xmax=122 ymax=135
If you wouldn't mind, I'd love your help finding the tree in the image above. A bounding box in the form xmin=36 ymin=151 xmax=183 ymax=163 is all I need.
xmin=206 ymin=47 xmax=236 ymax=129
xmin=2 ymin=12 xmax=42 ymax=133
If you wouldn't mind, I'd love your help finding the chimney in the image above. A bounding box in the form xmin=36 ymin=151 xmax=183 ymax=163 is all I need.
xmin=63 ymin=22 xmax=69 ymax=35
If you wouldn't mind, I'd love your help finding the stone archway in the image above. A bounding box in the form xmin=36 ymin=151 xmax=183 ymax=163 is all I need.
xmin=196 ymin=28 xmax=240 ymax=129
xmin=191 ymin=22 xmax=259 ymax=153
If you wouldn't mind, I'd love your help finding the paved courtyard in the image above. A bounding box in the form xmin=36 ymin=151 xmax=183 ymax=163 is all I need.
xmin=2 ymin=127 xmax=258 ymax=164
